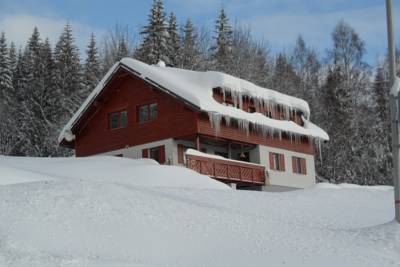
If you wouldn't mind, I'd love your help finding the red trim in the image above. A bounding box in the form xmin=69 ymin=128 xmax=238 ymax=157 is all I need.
xmin=269 ymin=152 xmax=275 ymax=170
xmin=142 ymin=149 xmax=149 ymax=158
xmin=158 ymin=145 xmax=166 ymax=164
xmin=280 ymin=154 xmax=285 ymax=171
xmin=395 ymin=199 xmax=400 ymax=205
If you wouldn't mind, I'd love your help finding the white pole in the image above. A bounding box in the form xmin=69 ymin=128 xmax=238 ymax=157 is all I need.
xmin=385 ymin=0 xmax=400 ymax=223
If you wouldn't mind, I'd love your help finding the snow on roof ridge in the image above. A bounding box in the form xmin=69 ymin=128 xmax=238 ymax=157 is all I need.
xmin=58 ymin=57 xmax=329 ymax=144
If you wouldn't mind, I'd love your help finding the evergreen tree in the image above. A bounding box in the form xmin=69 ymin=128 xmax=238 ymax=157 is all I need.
xmin=229 ymin=25 xmax=271 ymax=87
xmin=102 ymin=23 xmax=135 ymax=70
xmin=271 ymin=53 xmax=300 ymax=96
xmin=54 ymin=23 xmax=82 ymax=112
xmin=319 ymin=21 xmax=376 ymax=184
xmin=371 ymin=64 xmax=392 ymax=184
xmin=0 ymin=32 xmax=13 ymax=103
xmin=291 ymin=36 xmax=321 ymax=119
xmin=8 ymin=42 xmax=17 ymax=73
xmin=137 ymin=0 xmax=169 ymax=64
xmin=180 ymin=19 xmax=201 ymax=70
xmin=0 ymin=32 xmax=15 ymax=154
xmin=167 ymin=12 xmax=180 ymax=66
xmin=211 ymin=7 xmax=233 ymax=72
xmin=83 ymin=33 xmax=102 ymax=97
xmin=116 ymin=37 xmax=129 ymax=61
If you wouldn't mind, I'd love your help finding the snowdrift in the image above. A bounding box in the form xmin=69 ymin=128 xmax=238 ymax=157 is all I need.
xmin=0 ymin=156 xmax=399 ymax=267
xmin=0 ymin=155 xmax=229 ymax=190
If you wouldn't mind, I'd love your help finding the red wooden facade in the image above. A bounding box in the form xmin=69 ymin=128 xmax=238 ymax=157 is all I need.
xmin=64 ymin=67 xmax=314 ymax=158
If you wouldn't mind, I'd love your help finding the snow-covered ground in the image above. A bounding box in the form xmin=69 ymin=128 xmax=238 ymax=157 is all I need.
xmin=0 ymin=156 xmax=399 ymax=267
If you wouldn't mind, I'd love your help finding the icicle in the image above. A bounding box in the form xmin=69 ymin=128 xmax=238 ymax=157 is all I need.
xmin=208 ymin=112 xmax=223 ymax=135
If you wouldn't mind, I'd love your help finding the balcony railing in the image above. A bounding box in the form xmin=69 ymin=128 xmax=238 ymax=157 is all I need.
xmin=186 ymin=152 xmax=266 ymax=185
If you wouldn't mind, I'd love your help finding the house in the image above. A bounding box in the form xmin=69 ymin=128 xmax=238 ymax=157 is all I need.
xmin=58 ymin=58 xmax=329 ymax=191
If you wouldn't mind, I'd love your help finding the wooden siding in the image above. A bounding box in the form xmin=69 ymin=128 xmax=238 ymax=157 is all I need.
xmin=74 ymin=70 xmax=198 ymax=156
xmin=197 ymin=114 xmax=314 ymax=155
xmin=186 ymin=154 xmax=266 ymax=185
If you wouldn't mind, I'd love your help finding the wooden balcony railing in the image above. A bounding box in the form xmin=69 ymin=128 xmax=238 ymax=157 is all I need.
xmin=186 ymin=153 xmax=266 ymax=185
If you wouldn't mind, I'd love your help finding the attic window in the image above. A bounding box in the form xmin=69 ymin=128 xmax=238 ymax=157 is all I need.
xmin=138 ymin=103 xmax=158 ymax=123
xmin=109 ymin=110 xmax=127 ymax=130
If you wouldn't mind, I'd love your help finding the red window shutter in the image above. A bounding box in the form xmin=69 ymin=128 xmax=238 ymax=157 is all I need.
xmin=292 ymin=157 xmax=296 ymax=173
xmin=301 ymin=158 xmax=307 ymax=175
xmin=280 ymin=154 xmax=285 ymax=171
xmin=142 ymin=149 xmax=149 ymax=158
xmin=178 ymin=145 xmax=184 ymax=164
xmin=159 ymin=145 xmax=166 ymax=164
xmin=269 ymin=152 xmax=275 ymax=170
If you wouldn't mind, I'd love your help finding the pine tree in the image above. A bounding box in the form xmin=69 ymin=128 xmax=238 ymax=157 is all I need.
xmin=167 ymin=12 xmax=180 ymax=66
xmin=180 ymin=19 xmax=201 ymax=70
xmin=102 ymin=23 xmax=135 ymax=71
xmin=0 ymin=32 xmax=15 ymax=155
xmin=116 ymin=37 xmax=129 ymax=61
xmin=291 ymin=36 xmax=321 ymax=118
xmin=83 ymin=33 xmax=102 ymax=97
xmin=137 ymin=0 xmax=169 ymax=65
xmin=8 ymin=42 xmax=17 ymax=73
xmin=319 ymin=20 xmax=375 ymax=184
xmin=54 ymin=23 xmax=82 ymax=113
xmin=371 ymin=64 xmax=392 ymax=184
xmin=229 ymin=25 xmax=271 ymax=87
xmin=271 ymin=53 xmax=300 ymax=96
xmin=211 ymin=7 xmax=233 ymax=72
xmin=0 ymin=32 xmax=13 ymax=104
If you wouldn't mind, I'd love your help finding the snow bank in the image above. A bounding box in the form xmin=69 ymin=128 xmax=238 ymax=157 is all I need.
xmin=0 ymin=156 xmax=398 ymax=267
xmin=0 ymin=156 xmax=229 ymax=190
xmin=314 ymin=182 xmax=393 ymax=191
xmin=59 ymin=58 xmax=329 ymax=144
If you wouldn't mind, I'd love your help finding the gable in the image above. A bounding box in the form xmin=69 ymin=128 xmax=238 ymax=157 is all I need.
xmin=72 ymin=69 xmax=199 ymax=156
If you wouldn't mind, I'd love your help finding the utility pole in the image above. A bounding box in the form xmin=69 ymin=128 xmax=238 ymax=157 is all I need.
xmin=385 ymin=0 xmax=400 ymax=223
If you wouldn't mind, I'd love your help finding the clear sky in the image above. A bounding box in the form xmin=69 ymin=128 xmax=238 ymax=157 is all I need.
xmin=0 ymin=0 xmax=397 ymax=65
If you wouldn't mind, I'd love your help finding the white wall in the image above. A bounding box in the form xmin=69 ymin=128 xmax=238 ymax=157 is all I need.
xmin=99 ymin=138 xmax=175 ymax=165
xmin=258 ymin=145 xmax=316 ymax=189
xmin=98 ymin=139 xmax=316 ymax=189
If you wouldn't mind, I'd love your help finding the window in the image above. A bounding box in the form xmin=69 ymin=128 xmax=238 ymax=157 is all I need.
xmin=138 ymin=103 xmax=158 ymax=122
xmin=109 ymin=110 xmax=127 ymax=129
xmin=292 ymin=156 xmax=307 ymax=175
xmin=269 ymin=152 xmax=285 ymax=171
xmin=142 ymin=145 xmax=165 ymax=164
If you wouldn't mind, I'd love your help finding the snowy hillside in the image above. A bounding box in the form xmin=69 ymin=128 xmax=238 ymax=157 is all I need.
xmin=0 ymin=156 xmax=399 ymax=267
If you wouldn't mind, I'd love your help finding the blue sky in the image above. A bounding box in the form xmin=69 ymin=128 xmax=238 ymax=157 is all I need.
xmin=0 ymin=0 xmax=397 ymax=65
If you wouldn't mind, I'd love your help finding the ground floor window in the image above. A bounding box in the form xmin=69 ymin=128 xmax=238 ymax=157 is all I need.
xmin=292 ymin=156 xmax=307 ymax=175
xmin=269 ymin=152 xmax=285 ymax=171
xmin=142 ymin=145 xmax=165 ymax=164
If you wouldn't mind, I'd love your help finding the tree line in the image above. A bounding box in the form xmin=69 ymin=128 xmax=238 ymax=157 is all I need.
xmin=0 ymin=0 xmax=395 ymax=185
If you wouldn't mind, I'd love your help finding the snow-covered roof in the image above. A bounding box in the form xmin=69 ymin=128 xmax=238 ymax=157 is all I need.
xmin=59 ymin=57 xmax=329 ymax=144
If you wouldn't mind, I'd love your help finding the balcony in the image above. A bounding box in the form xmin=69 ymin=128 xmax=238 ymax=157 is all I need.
xmin=185 ymin=149 xmax=266 ymax=185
